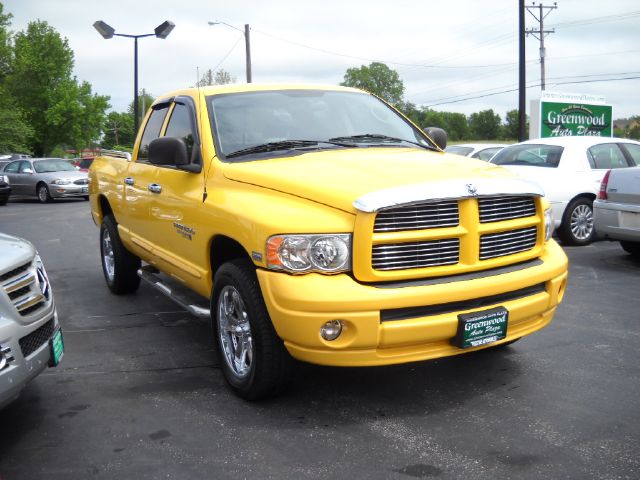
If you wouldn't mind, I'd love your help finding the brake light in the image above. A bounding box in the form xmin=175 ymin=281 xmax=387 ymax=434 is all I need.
xmin=598 ymin=170 xmax=611 ymax=200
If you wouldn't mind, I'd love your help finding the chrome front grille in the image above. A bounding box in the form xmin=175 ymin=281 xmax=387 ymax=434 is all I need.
xmin=374 ymin=201 xmax=459 ymax=232
xmin=372 ymin=239 xmax=460 ymax=270
xmin=1 ymin=260 xmax=48 ymax=316
xmin=368 ymin=196 xmax=540 ymax=275
xmin=480 ymin=227 xmax=537 ymax=260
xmin=479 ymin=196 xmax=536 ymax=223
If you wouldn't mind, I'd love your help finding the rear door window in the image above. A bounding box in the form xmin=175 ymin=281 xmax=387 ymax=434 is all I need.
xmin=587 ymin=143 xmax=630 ymax=169
xmin=619 ymin=143 xmax=640 ymax=166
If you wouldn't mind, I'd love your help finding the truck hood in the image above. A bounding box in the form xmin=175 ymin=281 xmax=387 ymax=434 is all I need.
xmin=222 ymin=147 xmax=536 ymax=213
xmin=0 ymin=233 xmax=35 ymax=273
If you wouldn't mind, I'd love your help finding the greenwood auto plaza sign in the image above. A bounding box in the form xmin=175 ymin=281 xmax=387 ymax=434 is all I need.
xmin=530 ymin=91 xmax=613 ymax=138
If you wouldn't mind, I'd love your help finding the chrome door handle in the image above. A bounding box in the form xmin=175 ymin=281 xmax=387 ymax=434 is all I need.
xmin=124 ymin=177 xmax=134 ymax=186
xmin=148 ymin=183 xmax=162 ymax=194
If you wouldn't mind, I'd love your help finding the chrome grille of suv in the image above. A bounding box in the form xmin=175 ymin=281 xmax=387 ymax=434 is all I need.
xmin=1 ymin=260 xmax=47 ymax=316
xmin=480 ymin=227 xmax=537 ymax=260
xmin=479 ymin=196 xmax=536 ymax=223
xmin=372 ymin=239 xmax=460 ymax=270
xmin=374 ymin=201 xmax=459 ymax=232
xmin=368 ymin=196 xmax=540 ymax=275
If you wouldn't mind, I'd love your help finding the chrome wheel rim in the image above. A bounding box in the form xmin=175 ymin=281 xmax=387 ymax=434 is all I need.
xmin=101 ymin=228 xmax=115 ymax=282
xmin=570 ymin=204 xmax=593 ymax=241
xmin=38 ymin=186 xmax=48 ymax=202
xmin=217 ymin=285 xmax=253 ymax=378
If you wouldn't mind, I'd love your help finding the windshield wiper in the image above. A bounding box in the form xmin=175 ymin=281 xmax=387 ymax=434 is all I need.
xmin=225 ymin=140 xmax=349 ymax=159
xmin=328 ymin=134 xmax=437 ymax=150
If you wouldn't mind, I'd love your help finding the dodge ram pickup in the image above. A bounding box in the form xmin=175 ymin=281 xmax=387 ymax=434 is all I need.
xmin=89 ymin=84 xmax=568 ymax=399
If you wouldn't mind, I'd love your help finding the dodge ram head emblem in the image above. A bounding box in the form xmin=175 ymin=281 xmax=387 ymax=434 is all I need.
xmin=466 ymin=183 xmax=478 ymax=196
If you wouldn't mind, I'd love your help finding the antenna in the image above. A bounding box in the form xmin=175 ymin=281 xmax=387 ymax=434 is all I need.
xmin=196 ymin=67 xmax=209 ymax=203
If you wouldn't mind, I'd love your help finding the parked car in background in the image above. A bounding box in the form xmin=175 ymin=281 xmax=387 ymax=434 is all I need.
xmin=0 ymin=173 xmax=10 ymax=206
xmin=490 ymin=137 xmax=640 ymax=245
xmin=1 ymin=158 xmax=89 ymax=203
xmin=75 ymin=157 xmax=95 ymax=172
xmin=594 ymin=166 xmax=640 ymax=258
xmin=445 ymin=143 xmax=506 ymax=161
xmin=0 ymin=233 xmax=64 ymax=409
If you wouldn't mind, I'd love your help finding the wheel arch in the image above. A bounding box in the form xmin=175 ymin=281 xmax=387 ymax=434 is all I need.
xmin=562 ymin=192 xmax=596 ymax=222
xmin=209 ymin=235 xmax=253 ymax=279
xmin=95 ymin=194 xmax=114 ymax=225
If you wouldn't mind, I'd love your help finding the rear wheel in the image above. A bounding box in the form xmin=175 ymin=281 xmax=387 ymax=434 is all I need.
xmin=558 ymin=197 xmax=594 ymax=246
xmin=100 ymin=215 xmax=141 ymax=294
xmin=620 ymin=241 xmax=640 ymax=259
xmin=37 ymin=183 xmax=52 ymax=203
xmin=212 ymin=259 xmax=293 ymax=400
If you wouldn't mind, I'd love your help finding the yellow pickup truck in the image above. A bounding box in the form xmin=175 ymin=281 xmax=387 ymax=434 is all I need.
xmin=89 ymin=84 xmax=568 ymax=399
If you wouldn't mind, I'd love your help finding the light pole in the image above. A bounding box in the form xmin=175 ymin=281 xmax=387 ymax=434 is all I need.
xmin=207 ymin=21 xmax=252 ymax=83
xmin=93 ymin=20 xmax=175 ymax=135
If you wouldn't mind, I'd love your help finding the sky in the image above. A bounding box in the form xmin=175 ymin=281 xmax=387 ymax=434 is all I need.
xmin=3 ymin=0 xmax=640 ymax=121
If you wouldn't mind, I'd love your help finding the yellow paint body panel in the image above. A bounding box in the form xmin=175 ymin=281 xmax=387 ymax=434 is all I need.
xmin=89 ymin=84 xmax=569 ymax=368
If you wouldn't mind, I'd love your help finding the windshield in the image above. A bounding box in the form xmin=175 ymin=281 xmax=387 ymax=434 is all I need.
xmin=490 ymin=144 xmax=564 ymax=168
xmin=33 ymin=159 xmax=78 ymax=173
xmin=208 ymin=90 xmax=431 ymax=159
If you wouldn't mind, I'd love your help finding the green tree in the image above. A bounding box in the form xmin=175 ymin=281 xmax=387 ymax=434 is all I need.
xmin=102 ymin=111 xmax=134 ymax=149
xmin=0 ymin=2 xmax=12 ymax=78
xmin=0 ymin=4 xmax=31 ymax=153
xmin=469 ymin=109 xmax=502 ymax=140
xmin=441 ymin=112 xmax=470 ymax=141
xmin=502 ymin=109 xmax=528 ymax=140
xmin=6 ymin=20 xmax=109 ymax=155
xmin=340 ymin=62 xmax=405 ymax=107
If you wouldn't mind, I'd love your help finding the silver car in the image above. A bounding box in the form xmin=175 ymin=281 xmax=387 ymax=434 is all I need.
xmin=0 ymin=233 xmax=64 ymax=409
xmin=594 ymin=166 xmax=640 ymax=258
xmin=1 ymin=158 xmax=89 ymax=202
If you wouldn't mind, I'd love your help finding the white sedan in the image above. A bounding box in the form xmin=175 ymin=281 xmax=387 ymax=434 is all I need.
xmin=445 ymin=143 xmax=506 ymax=161
xmin=490 ymin=136 xmax=640 ymax=245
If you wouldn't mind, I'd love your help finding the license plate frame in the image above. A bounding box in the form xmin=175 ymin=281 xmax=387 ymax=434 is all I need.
xmin=453 ymin=306 xmax=508 ymax=349
xmin=49 ymin=328 xmax=65 ymax=367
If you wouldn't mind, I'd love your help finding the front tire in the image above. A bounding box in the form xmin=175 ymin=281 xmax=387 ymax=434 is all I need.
xmin=558 ymin=197 xmax=594 ymax=246
xmin=212 ymin=259 xmax=293 ymax=400
xmin=37 ymin=183 xmax=52 ymax=203
xmin=100 ymin=215 xmax=141 ymax=294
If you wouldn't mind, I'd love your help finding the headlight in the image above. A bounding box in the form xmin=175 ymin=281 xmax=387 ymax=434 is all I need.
xmin=267 ymin=234 xmax=351 ymax=273
xmin=544 ymin=208 xmax=554 ymax=241
xmin=51 ymin=178 xmax=72 ymax=185
xmin=0 ymin=175 xmax=8 ymax=183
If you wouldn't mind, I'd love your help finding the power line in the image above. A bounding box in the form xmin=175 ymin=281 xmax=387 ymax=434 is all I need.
xmin=421 ymin=75 xmax=640 ymax=108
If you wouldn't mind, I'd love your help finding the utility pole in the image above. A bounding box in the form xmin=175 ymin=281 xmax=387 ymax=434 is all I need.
xmin=518 ymin=0 xmax=526 ymax=142
xmin=526 ymin=2 xmax=557 ymax=91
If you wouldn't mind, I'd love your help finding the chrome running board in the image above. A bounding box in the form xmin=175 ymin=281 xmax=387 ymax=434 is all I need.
xmin=137 ymin=266 xmax=210 ymax=319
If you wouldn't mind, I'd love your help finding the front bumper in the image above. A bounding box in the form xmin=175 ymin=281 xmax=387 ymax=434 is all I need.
xmin=258 ymin=240 xmax=568 ymax=367
xmin=0 ymin=184 xmax=10 ymax=201
xmin=49 ymin=184 xmax=88 ymax=199
xmin=0 ymin=312 xmax=61 ymax=409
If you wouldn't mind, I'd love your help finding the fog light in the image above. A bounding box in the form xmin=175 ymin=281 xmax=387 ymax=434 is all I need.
xmin=320 ymin=320 xmax=343 ymax=341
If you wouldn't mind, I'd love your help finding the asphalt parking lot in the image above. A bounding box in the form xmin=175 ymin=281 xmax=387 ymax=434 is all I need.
xmin=1 ymin=199 xmax=639 ymax=480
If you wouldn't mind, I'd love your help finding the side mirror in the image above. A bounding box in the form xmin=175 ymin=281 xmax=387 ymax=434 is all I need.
xmin=148 ymin=137 xmax=189 ymax=167
xmin=423 ymin=127 xmax=448 ymax=150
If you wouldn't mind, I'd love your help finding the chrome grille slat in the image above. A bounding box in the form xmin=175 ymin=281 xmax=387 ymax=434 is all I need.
xmin=479 ymin=196 xmax=536 ymax=223
xmin=372 ymin=239 xmax=460 ymax=270
xmin=1 ymin=260 xmax=48 ymax=317
xmin=374 ymin=201 xmax=459 ymax=232
xmin=480 ymin=227 xmax=537 ymax=260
